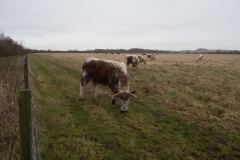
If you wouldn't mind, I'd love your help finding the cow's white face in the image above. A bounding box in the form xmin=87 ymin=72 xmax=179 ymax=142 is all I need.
xmin=113 ymin=91 xmax=136 ymax=113
xmin=140 ymin=58 xmax=146 ymax=64
xmin=118 ymin=92 xmax=131 ymax=112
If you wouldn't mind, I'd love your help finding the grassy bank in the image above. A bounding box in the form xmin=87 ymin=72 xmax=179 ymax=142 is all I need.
xmin=0 ymin=55 xmax=25 ymax=159
xmin=29 ymin=53 xmax=240 ymax=159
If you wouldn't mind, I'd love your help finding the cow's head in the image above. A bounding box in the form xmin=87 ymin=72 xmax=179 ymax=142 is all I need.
xmin=138 ymin=56 xmax=146 ymax=64
xmin=113 ymin=90 xmax=137 ymax=113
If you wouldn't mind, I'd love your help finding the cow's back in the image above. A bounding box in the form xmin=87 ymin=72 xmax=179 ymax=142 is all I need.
xmin=82 ymin=58 xmax=126 ymax=86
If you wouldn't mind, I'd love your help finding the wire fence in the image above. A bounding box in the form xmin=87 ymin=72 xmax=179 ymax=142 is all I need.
xmin=25 ymin=56 xmax=41 ymax=160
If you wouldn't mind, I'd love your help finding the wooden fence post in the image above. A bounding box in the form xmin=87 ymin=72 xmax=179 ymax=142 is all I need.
xmin=24 ymin=63 xmax=29 ymax=89
xmin=18 ymin=89 xmax=33 ymax=160
xmin=25 ymin=55 xmax=28 ymax=64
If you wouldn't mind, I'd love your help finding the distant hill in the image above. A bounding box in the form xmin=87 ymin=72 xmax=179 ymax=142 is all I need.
xmin=179 ymin=48 xmax=235 ymax=54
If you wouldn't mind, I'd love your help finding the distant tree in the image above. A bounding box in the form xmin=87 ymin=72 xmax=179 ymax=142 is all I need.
xmin=5 ymin=36 xmax=14 ymax=44
xmin=0 ymin=32 xmax=26 ymax=58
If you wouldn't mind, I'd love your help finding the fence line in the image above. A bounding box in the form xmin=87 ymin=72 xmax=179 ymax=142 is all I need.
xmin=18 ymin=54 xmax=41 ymax=160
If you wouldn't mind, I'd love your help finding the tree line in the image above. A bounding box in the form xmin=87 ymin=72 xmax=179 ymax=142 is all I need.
xmin=0 ymin=32 xmax=26 ymax=58
xmin=26 ymin=48 xmax=177 ymax=54
xmin=1 ymin=32 xmax=240 ymax=56
xmin=26 ymin=48 xmax=240 ymax=54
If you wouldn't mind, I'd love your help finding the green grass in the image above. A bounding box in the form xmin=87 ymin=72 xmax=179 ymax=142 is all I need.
xmin=29 ymin=53 xmax=240 ymax=159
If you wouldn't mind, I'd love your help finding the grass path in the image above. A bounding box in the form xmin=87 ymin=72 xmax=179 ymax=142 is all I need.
xmin=29 ymin=54 xmax=240 ymax=159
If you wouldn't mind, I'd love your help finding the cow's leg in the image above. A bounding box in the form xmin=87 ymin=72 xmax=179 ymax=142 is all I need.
xmin=132 ymin=64 xmax=137 ymax=71
xmin=79 ymin=82 xmax=87 ymax=101
xmin=92 ymin=82 xmax=98 ymax=99
xmin=79 ymin=83 xmax=85 ymax=101
xmin=79 ymin=74 xmax=90 ymax=101
xmin=111 ymin=97 xmax=117 ymax=105
xmin=111 ymin=87 xmax=118 ymax=105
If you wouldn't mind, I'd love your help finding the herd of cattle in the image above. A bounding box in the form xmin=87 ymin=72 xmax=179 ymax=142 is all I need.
xmin=79 ymin=53 xmax=203 ymax=113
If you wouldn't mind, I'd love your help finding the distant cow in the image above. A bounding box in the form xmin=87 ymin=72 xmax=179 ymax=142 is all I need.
xmin=147 ymin=54 xmax=155 ymax=60
xmin=79 ymin=57 xmax=136 ymax=113
xmin=138 ymin=56 xmax=146 ymax=64
xmin=196 ymin=54 xmax=203 ymax=63
xmin=125 ymin=55 xmax=146 ymax=71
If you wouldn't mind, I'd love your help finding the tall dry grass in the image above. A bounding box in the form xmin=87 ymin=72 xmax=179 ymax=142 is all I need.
xmin=0 ymin=56 xmax=25 ymax=159
xmin=143 ymin=54 xmax=240 ymax=130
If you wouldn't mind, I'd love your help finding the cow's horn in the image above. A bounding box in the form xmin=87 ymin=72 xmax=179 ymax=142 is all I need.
xmin=112 ymin=93 xmax=119 ymax=97
xmin=131 ymin=94 xmax=137 ymax=98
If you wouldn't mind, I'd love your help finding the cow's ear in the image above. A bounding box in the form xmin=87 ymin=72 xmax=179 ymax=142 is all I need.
xmin=130 ymin=90 xmax=137 ymax=94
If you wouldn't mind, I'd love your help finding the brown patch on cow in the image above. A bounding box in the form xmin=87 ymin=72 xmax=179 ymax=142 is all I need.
xmin=127 ymin=56 xmax=133 ymax=66
xmin=83 ymin=59 xmax=118 ymax=86
xmin=118 ymin=92 xmax=131 ymax=100
xmin=81 ymin=58 xmax=129 ymax=95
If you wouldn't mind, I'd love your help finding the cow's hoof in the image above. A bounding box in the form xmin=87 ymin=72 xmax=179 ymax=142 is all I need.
xmin=112 ymin=100 xmax=116 ymax=105
xmin=79 ymin=97 xmax=83 ymax=101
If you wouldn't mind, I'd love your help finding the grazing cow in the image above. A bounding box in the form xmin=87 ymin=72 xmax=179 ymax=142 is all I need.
xmin=79 ymin=57 xmax=136 ymax=113
xmin=138 ymin=56 xmax=146 ymax=64
xmin=125 ymin=55 xmax=146 ymax=71
xmin=147 ymin=54 xmax=155 ymax=60
xmin=196 ymin=54 xmax=203 ymax=63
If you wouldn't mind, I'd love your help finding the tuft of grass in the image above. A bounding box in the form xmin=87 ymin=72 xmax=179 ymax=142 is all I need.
xmin=29 ymin=53 xmax=240 ymax=159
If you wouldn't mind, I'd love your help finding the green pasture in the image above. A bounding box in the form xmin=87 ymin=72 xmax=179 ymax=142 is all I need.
xmin=29 ymin=53 xmax=240 ymax=160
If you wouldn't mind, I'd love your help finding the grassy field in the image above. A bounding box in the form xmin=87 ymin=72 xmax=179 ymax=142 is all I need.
xmin=29 ymin=53 xmax=240 ymax=159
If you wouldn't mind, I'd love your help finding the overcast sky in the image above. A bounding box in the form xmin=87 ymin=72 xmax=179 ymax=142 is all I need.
xmin=1 ymin=0 xmax=240 ymax=51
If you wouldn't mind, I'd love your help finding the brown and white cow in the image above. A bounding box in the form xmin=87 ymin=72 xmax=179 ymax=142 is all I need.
xmin=138 ymin=55 xmax=146 ymax=64
xmin=125 ymin=55 xmax=146 ymax=71
xmin=147 ymin=54 xmax=155 ymax=60
xmin=79 ymin=57 xmax=136 ymax=113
